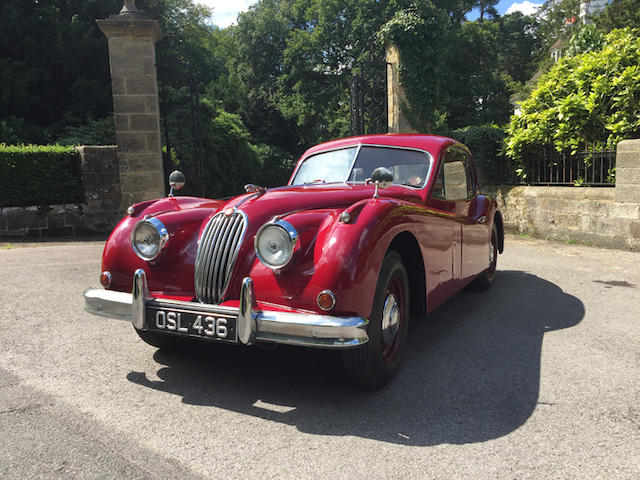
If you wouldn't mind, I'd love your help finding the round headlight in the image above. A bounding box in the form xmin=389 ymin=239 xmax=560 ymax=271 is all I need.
xmin=131 ymin=218 xmax=168 ymax=261
xmin=255 ymin=221 xmax=297 ymax=269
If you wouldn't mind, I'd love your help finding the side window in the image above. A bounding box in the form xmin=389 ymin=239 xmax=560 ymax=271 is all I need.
xmin=462 ymin=150 xmax=476 ymax=198
xmin=431 ymin=162 xmax=446 ymax=199
xmin=432 ymin=147 xmax=475 ymax=201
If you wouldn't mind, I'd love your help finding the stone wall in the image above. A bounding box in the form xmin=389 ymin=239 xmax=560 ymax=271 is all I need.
xmin=483 ymin=138 xmax=640 ymax=251
xmin=0 ymin=146 xmax=122 ymax=239
xmin=484 ymin=186 xmax=640 ymax=251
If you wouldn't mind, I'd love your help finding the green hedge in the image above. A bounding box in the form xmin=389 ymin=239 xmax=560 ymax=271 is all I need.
xmin=0 ymin=145 xmax=84 ymax=207
xmin=439 ymin=125 xmax=507 ymax=184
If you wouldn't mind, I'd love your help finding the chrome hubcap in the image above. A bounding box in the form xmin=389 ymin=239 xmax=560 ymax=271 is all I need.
xmin=489 ymin=242 xmax=495 ymax=263
xmin=381 ymin=293 xmax=400 ymax=345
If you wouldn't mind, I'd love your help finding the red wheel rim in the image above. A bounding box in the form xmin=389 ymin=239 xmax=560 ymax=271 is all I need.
xmin=381 ymin=274 xmax=405 ymax=364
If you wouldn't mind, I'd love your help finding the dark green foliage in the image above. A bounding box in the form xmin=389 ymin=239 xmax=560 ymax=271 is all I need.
xmin=56 ymin=117 xmax=116 ymax=146
xmin=0 ymin=145 xmax=84 ymax=207
xmin=593 ymin=0 xmax=640 ymax=31
xmin=379 ymin=4 xmax=451 ymax=132
xmin=506 ymin=29 xmax=640 ymax=164
xmin=253 ymin=144 xmax=296 ymax=188
xmin=380 ymin=4 xmax=541 ymax=131
xmin=449 ymin=125 xmax=506 ymax=185
xmin=1 ymin=0 xmax=548 ymax=198
xmin=0 ymin=0 xmax=122 ymax=144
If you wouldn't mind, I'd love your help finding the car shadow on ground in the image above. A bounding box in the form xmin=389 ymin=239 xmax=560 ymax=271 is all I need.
xmin=127 ymin=270 xmax=584 ymax=446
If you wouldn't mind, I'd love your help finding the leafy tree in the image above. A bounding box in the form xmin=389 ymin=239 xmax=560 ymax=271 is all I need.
xmin=498 ymin=12 xmax=542 ymax=85
xmin=594 ymin=0 xmax=640 ymax=31
xmin=228 ymin=0 xmax=302 ymax=152
xmin=566 ymin=24 xmax=604 ymax=56
xmin=0 ymin=0 xmax=122 ymax=143
xmin=379 ymin=3 xmax=452 ymax=132
xmin=535 ymin=0 xmax=581 ymax=49
xmin=475 ymin=0 xmax=499 ymax=21
xmin=381 ymin=4 xmax=540 ymax=131
xmin=506 ymin=29 xmax=640 ymax=162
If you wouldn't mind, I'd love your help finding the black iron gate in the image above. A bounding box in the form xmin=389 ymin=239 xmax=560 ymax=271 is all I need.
xmin=158 ymin=62 xmax=206 ymax=197
xmin=350 ymin=60 xmax=389 ymax=136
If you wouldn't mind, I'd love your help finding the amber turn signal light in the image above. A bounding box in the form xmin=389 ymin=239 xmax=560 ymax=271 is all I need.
xmin=100 ymin=271 xmax=112 ymax=288
xmin=317 ymin=290 xmax=336 ymax=311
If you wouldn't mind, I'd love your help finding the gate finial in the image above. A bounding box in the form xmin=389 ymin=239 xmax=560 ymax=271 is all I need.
xmin=120 ymin=0 xmax=140 ymax=15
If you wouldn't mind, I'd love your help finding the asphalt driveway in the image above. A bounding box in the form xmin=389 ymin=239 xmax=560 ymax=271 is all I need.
xmin=0 ymin=235 xmax=638 ymax=478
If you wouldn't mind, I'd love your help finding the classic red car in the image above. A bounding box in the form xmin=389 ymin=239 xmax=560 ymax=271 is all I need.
xmin=84 ymin=134 xmax=504 ymax=388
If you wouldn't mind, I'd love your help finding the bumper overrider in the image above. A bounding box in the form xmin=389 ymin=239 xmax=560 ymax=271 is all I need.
xmin=83 ymin=269 xmax=369 ymax=348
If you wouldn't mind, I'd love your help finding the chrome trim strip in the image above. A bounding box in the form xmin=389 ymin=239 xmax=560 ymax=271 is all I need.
xmin=132 ymin=269 xmax=149 ymax=330
xmin=238 ymin=277 xmax=257 ymax=345
xmin=344 ymin=143 xmax=363 ymax=183
xmin=83 ymin=276 xmax=369 ymax=349
xmin=83 ymin=288 xmax=132 ymax=319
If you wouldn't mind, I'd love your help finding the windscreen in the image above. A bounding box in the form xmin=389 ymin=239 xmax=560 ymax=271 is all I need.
xmin=291 ymin=145 xmax=431 ymax=187
xmin=291 ymin=147 xmax=358 ymax=185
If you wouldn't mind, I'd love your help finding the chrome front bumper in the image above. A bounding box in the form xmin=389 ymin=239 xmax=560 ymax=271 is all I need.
xmin=84 ymin=269 xmax=368 ymax=348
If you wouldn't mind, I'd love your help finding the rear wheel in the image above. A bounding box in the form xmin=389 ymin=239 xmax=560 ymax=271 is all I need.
xmin=342 ymin=251 xmax=410 ymax=389
xmin=471 ymin=224 xmax=498 ymax=291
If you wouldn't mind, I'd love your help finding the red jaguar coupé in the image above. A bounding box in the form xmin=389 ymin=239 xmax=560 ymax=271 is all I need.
xmin=84 ymin=134 xmax=504 ymax=388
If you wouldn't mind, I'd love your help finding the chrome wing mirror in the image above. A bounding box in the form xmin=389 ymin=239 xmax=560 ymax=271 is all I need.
xmin=244 ymin=184 xmax=266 ymax=194
xmin=168 ymin=170 xmax=185 ymax=197
xmin=366 ymin=167 xmax=393 ymax=198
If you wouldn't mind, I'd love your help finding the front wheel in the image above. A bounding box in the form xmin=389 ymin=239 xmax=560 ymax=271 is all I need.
xmin=342 ymin=251 xmax=410 ymax=389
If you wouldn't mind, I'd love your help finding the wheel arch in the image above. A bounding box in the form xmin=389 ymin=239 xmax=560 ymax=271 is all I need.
xmin=388 ymin=231 xmax=426 ymax=316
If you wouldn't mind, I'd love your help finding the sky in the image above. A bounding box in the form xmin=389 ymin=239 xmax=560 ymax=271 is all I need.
xmin=200 ymin=1 xmax=544 ymax=28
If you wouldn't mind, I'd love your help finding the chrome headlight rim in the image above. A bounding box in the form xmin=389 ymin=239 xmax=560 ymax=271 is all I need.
xmin=254 ymin=219 xmax=298 ymax=270
xmin=131 ymin=217 xmax=169 ymax=261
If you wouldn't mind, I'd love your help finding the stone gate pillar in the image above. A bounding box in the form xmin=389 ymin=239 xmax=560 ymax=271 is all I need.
xmin=615 ymin=139 xmax=640 ymax=204
xmin=386 ymin=44 xmax=417 ymax=134
xmin=97 ymin=1 xmax=165 ymax=208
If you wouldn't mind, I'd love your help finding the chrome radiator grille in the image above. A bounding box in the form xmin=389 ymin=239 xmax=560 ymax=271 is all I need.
xmin=194 ymin=211 xmax=247 ymax=304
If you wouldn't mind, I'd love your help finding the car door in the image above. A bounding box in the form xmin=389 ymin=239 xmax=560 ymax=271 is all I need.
xmin=429 ymin=145 xmax=485 ymax=286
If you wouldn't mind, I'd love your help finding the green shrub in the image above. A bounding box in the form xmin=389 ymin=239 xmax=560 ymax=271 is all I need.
xmin=506 ymin=28 xmax=640 ymax=162
xmin=0 ymin=145 xmax=84 ymax=207
xmin=440 ymin=125 xmax=507 ymax=184
xmin=253 ymin=144 xmax=296 ymax=188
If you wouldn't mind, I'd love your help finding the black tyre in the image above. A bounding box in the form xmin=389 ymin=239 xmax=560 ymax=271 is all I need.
xmin=471 ymin=224 xmax=498 ymax=291
xmin=134 ymin=328 xmax=187 ymax=352
xmin=342 ymin=251 xmax=410 ymax=389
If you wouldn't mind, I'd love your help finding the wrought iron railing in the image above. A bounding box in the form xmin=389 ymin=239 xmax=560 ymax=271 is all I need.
xmin=490 ymin=149 xmax=616 ymax=186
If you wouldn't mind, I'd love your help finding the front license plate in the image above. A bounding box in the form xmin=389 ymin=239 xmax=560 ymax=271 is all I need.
xmin=146 ymin=305 xmax=237 ymax=343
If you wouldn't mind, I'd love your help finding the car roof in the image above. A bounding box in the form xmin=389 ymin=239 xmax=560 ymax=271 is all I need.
xmin=302 ymin=134 xmax=456 ymax=158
